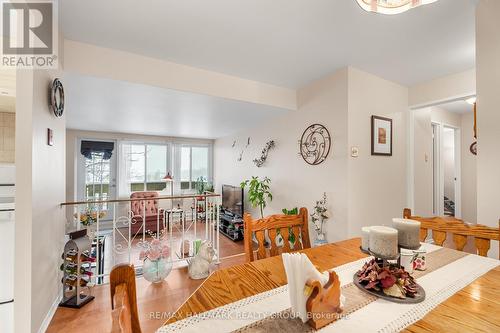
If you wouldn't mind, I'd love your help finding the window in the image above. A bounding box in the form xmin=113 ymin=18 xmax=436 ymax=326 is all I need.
xmin=146 ymin=145 xmax=167 ymax=191
xmin=178 ymin=145 xmax=210 ymax=190
xmin=180 ymin=146 xmax=191 ymax=189
xmin=120 ymin=142 xmax=211 ymax=193
xmin=84 ymin=151 xmax=111 ymax=209
xmin=124 ymin=143 xmax=169 ymax=192
xmin=192 ymin=147 xmax=209 ymax=180
xmin=128 ymin=144 xmax=145 ymax=191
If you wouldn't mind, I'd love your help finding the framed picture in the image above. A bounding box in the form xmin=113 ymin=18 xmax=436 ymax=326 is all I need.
xmin=371 ymin=115 xmax=392 ymax=156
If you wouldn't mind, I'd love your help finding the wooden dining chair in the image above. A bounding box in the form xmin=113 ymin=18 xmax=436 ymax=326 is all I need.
xmin=110 ymin=264 xmax=142 ymax=333
xmin=244 ymin=207 xmax=311 ymax=262
xmin=403 ymin=208 xmax=500 ymax=259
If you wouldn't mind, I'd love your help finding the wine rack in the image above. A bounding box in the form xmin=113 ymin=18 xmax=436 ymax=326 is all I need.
xmin=59 ymin=230 xmax=95 ymax=308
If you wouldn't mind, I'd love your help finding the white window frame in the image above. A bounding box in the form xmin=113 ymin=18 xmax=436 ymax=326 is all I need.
xmin=175 ymin=143 xmax=213 ymax=193
xmin=123 ymin=142 xmax=173 ymax=192
xmin=76 ymin=137 xmax=117 ymax=204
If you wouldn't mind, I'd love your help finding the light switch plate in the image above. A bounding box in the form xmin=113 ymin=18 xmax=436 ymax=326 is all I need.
xmin=47 ymin=128 xmax=54 ymax=146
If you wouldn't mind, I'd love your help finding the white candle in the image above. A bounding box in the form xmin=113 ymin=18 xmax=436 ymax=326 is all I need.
xmin=400 ymin=249 xmax=415 ymax=273
xmin=369 ymin=226 xmax=398 ymax=258
xmin=361 ymin=227 xmax=371 ymax=250
xmin=392 ymin=218 xmax=421 ymax=249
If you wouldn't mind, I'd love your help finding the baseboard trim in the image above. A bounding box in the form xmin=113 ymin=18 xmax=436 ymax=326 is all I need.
xmin=37 ymin=291 xmax=62 ymax=333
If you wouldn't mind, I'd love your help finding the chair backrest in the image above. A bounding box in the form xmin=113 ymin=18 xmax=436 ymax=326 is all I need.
xmin=111 ymin=284 xmax=133 ymax=333
xmin=244 ymin=207 xmax=311 ymax=262
xmin=110 ymin=264 xmax=141 ymax=333
xmin=403 ymin=208 xmax=500 ymax=259
xmin=130 ymin=191 xmax=159 ymax=216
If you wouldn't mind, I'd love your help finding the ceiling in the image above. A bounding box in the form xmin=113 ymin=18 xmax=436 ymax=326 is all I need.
xmin=438 ymin=99 xmax=474 ymax=114
xmin=61 ymin=0 xmax=477 ymax=88
xmin=65 ymin=74 xmax=290 ymax=139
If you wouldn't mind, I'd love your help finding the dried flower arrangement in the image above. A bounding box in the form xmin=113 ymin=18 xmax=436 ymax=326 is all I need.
xmin=139 ymin=230 xmax=171 ymax=262
xmin=74 ymin=209 xmax=106 ymax=226
xmin=310 ymin=192 xmax=330 ymax=241
xmin=356 ymin=259 xmax=418 ymax=299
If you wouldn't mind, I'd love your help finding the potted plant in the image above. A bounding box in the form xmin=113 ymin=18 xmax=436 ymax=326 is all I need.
xmin=194 ymin=176 xmax=207 ymax=199
xmin=279 ymin=207 xmax=299 ymax=246
xmin=240 ymin=176 xmax=272 ymax=218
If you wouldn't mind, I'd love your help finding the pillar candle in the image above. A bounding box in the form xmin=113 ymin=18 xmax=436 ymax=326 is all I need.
xmin=392 ymin=218 xmax=421 ymax=249
xmin=369 ymin=226 xmax=398 ymax=258
xmin=361 ymin=227 xmax=371 ymax=250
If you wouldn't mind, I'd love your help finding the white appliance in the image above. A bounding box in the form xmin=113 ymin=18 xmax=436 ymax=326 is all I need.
xmin=0 ymin=164 xmax=15 ymax=333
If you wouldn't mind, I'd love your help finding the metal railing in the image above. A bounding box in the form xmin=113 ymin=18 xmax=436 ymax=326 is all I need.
xmin=61 ymin=192 xmax=221 ymax=284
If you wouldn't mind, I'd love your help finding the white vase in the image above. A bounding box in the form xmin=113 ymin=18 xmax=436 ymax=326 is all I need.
xmin=143 ymin=258 xmax=172 ymax=283
xmin=314 ymin=233 xmax=327 ymax=247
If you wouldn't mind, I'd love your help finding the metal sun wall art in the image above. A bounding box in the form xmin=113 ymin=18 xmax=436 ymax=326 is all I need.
xmin=253 ymin=140 xmax=275 ymax=167
xmin=299 ymin=124 xmax=331 ymax=165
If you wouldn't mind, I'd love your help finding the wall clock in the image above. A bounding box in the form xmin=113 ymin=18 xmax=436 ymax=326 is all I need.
xmin=50 ymin=78 xmax=65 ymax=117
xmin=299 ymin=124 xmax=331 ymax=165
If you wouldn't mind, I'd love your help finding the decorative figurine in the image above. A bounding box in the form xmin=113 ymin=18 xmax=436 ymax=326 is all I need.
xmin=187 ymin=241 xmax=215 ymax=280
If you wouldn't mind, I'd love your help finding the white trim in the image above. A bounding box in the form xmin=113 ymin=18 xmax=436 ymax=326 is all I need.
xmin=407 ymin=93 xmax=473 ymax=216
xmin=409 ymin=93 xmax=476 ymax=110
xmin=37 ymin=291 xmax=62 ymax=333
xmin=406 ymin=108 xmax=415 ymax=211
xmin=438 ymin=123 xmax=445 ymax=216
xmin=440 ymin=124 xmax=462 ymax=218
xmin=454 ymin=127 xmax=462 ymax=218
xmin=431 ymin=122 xmax=440 ymax=215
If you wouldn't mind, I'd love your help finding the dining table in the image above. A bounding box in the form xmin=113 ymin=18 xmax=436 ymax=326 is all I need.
xmin=160 ymin=238 xmax=500 ymax=332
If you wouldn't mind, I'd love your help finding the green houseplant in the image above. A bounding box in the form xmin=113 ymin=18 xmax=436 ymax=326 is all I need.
xmin=240 ymin=176 xmax=272 ymax=218
xmin=194 ymin=176 xmax=214 ymax=195
xmin=280 ymin=207 xmax=298 ymax=245
xmin=281 ymin=207 xmax=298 ymax=215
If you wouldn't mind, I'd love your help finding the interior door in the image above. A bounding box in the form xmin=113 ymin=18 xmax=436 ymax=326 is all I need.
xmin=77 ymin=139 xmax=117 ymax=221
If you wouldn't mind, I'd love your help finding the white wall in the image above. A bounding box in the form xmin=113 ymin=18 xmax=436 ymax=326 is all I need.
xmin=461 ymin=111 xmax=477 ymax=223
xmin=64 ymin=40 xmax=296 ymax=111
xmin=431 ymin=107 xmax=461 ymax=127
xmin=408 ymin=69 xmax=476 ymax=108
xmin=15 ymin=2 xmax=66 ymax=332
xmin=214 ymin=67 xmax=410 ymax=242
xmin=476 ymin=0 xmax=500 ymax=258
xmin=413 ymin=108 xmax=433 ymax=216
xmin=347 ymin=67 xmax=408 ymax=234
xmin=214 ymin=68 xmax=350 ymax=241
xmin=15 ymin=70 xmax=66 ymax=333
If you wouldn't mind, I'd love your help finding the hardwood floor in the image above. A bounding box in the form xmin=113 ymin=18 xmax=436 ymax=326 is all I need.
xmin=47 ymin=230 xmax=245 ymax=333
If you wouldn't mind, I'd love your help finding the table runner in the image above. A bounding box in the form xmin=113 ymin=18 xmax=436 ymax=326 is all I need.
xmin=158 ymin=243 xmax=499 ymax=333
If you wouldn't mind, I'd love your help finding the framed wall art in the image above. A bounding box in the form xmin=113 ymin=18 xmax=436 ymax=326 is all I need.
xmin=371 ymin=115 xmax=392 ymax=156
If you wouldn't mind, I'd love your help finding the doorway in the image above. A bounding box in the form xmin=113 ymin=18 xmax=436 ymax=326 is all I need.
xmin=410 ymin=98 xmax=476 ymax=220
xmin=77 ymin=139 xmax=117 ymax=221
xmin=431 ymin=124 xmax=460 ymax=217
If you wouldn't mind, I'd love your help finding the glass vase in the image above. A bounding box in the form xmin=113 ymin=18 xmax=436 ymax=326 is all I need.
xmin=142 ymin=258 xmax=172 ymax=283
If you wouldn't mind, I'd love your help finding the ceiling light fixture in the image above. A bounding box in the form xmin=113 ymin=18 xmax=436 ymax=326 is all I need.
xmin=466 ymin=97 xmax=476 ymax=105
xmin=355 ymin=0 xmax=439 ymax=15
